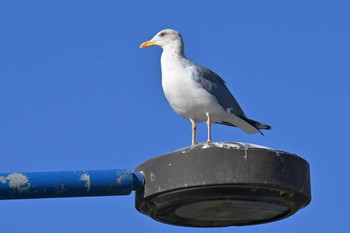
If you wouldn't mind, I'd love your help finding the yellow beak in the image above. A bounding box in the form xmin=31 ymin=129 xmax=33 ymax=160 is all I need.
xmin=140 ymin=40 xmax=156 ymax=48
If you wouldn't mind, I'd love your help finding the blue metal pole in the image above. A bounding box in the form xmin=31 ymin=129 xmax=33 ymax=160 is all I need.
xmin=0 ymin=169 xmax=144 ymax=200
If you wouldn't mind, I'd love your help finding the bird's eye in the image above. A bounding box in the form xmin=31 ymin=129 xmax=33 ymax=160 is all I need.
xmin=159 ymin=32 xmax=167 ymax=37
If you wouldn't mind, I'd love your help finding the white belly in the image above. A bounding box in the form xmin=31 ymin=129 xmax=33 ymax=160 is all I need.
xmin=161 ymin=68 xmax=224 ymax=123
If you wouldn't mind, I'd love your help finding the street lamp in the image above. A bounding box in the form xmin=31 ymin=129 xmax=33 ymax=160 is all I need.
xmin=0 ymin=142 xmax=311 ymax=227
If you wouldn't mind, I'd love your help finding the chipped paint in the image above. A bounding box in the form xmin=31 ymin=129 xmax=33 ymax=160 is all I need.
xmin=116 ymin=174 xmax=127 ymax=185
xmin=243 ymin=147 xmax=248 ymax=159
xmin=57 ymin=184 xmax=67 ymax=194
xmin=150 ymin=172 xmax=156 ymax=182
xmin=0 ymin=173 xmax=31 ymax=192
xmin=80 ymin=173 xmax=91 ymax=192
xmin=0 ymin=176 xmax=6 ymax=184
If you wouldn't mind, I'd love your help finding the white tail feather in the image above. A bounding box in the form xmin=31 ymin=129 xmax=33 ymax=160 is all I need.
xmin=221 ymin=112 xmax=259 ymax=134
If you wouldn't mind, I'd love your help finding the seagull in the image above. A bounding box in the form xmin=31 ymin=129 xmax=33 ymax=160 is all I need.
xmin=140 ymin=29 xmax=271 ymax=146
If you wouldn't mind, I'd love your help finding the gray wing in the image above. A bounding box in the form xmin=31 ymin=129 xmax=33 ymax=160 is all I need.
xmin=194 ymin=65 xmax=247 ymax=118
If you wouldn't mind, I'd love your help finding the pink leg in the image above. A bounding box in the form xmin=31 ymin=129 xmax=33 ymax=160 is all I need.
xmin=190 ymin=119 xmax=197 ymax=146
xmin=206 ymin=113 xmax=212 ymax=143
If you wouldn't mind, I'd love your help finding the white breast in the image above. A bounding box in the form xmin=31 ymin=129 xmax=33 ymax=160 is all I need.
xmin=160 ymin=52 xmax=224 ymax=122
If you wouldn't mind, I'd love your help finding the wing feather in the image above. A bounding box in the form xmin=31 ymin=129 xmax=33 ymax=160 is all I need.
xmin=193 ymin=65 xmax=246 ymax=118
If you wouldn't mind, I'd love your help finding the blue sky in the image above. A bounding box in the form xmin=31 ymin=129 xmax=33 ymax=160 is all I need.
xmin=1 ymin=1 xmax=349 ymax=232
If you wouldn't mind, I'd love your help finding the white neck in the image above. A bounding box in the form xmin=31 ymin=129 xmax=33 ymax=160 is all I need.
xmin=162 ymin=39 xmax=184 ymax=56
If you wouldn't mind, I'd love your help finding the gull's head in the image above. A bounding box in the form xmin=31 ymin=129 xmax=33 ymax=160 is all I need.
xmin=140 ymin=29 xmax=184 ymax=51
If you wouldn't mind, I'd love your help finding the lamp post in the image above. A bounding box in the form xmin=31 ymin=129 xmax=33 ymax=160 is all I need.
xmin=0 ymin=142 xmax=311 ymax=227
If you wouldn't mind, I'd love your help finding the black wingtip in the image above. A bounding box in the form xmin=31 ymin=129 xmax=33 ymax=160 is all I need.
xmin=258 ymin=129 xmax=265 ymax=136
xmin=242 ymin=118 xmax=271 ymax=136
xmin=265 ymin=125 xmax=272 ymax=130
